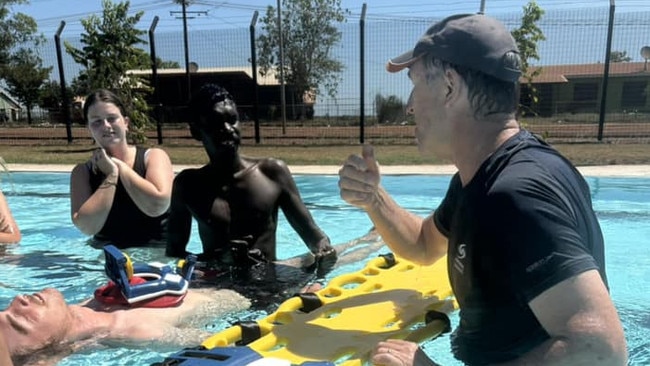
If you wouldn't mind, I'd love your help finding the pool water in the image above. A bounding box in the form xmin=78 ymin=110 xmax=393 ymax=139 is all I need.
xmin=0 ymin=172 xmax=648 ymax=365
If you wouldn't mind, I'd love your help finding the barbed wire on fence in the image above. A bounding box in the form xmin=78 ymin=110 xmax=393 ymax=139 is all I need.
xmin=5 ymin=6 xmax=650 ymax=145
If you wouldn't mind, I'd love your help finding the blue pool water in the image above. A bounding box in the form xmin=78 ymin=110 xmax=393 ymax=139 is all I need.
xmin=0 ymin=172 xmax=648 ymax=365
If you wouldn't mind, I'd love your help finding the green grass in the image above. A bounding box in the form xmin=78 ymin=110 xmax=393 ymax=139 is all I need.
xmin=1 ymin=142 xmax=650 ymax=166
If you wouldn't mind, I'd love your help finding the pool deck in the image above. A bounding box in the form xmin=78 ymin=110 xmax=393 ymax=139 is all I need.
xmin=6 ymin=164 xmax=650 ymax=177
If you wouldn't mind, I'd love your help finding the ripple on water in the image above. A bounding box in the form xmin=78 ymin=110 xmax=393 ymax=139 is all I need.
xmin=2 ymin=173 xmax=649 ymax=365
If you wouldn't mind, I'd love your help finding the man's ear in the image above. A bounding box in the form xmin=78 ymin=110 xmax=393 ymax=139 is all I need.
xmin=444 ymin=69 xmax=463 ymax=106
xmin=123 ymin=116 xmax=130 ymax=131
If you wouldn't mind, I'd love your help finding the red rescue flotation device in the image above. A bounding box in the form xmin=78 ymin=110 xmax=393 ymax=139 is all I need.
xmin=93 ymin=245 xmax=196 ymax=308
xmin=94 ymin=275 xmax=187 ymax=308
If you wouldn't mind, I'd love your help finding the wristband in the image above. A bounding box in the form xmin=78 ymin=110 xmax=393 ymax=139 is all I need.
xmin=100 ymin=176 xmax=118 ymax=188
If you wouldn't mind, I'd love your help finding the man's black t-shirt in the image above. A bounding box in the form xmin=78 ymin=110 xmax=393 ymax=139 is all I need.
xmin=434 ymin=130 xmax=606 ymax=365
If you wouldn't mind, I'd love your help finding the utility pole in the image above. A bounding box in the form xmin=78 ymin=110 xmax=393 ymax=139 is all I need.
xmin=171 ymin=1 xmax=207 ymax=102
xmin=479 ymin=0 xmax=486 ymax=14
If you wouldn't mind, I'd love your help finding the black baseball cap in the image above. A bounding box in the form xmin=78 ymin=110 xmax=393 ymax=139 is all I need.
xmin=386 ymin=13 xmax=521 ymax=82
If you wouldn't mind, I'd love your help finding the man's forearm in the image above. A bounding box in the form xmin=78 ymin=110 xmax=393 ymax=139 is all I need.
xmin=366 ymin=186 xmax=429 ymax=263
xmin=496 ymin=336 xmax=627 ymax=366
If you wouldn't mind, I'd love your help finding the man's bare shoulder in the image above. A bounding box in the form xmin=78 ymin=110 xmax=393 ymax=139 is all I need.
xmin=254 ymin=157 xmax=292 ymax=180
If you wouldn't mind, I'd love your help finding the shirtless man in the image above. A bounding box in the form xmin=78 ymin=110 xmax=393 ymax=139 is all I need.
xmin=2 ymin=228 xmax=385 ymax=366
xmin=0 ymin=287 xmax=250 ymax=366
xmin=166 ymin=83 xmax=336 ymax=277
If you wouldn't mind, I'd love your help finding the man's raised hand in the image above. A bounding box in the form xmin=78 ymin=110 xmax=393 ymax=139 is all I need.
xmin=338 ymin=145 xmax=381 ymax=210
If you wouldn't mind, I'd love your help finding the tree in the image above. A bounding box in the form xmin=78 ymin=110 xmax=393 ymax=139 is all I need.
xmin=39 ymin=80 xmax=67 ymax=110
xmin=0 ymin=0 xmax=40 ymax=66
xmin=610 ymin=50 xmax=632 ymax=63
xmin=374 ymin=93 xmax=406 ymax=125
xmin=257 ymin=0 xmax=348 ymax=119
xmin=39 ymin=80 xmax=84 ymax=125
xmin=1 ymin=48 xmax=51 ymax=124
xmin=132 ymin=48 xmax=181 ymax=70
xmin=64 ymin=0 xmax=152 ymax=142
xmin=510 ymin=1 xmax=545 ymax=116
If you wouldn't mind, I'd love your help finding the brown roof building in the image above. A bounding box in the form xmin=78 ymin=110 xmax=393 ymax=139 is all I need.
xmin=522 ymin=61 xmax=650 ymax=117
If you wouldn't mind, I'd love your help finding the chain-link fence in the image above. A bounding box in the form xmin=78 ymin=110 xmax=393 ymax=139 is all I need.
xmin=3 ymin=4 xmax=650 ymax=146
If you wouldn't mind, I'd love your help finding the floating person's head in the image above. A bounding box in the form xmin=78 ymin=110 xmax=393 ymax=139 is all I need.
xmin=0 ymin=288 xmax=73 ymax=362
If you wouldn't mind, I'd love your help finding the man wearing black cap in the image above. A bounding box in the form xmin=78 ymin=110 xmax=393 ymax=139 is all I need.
xmin=339 ymin=13 xmax=627 ymax=366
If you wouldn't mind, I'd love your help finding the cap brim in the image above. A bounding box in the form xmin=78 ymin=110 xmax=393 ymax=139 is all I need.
xmin=386 ymin=50 xmax=420 ymax=73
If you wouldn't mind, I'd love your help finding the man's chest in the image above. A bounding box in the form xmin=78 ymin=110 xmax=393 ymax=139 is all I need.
xmin=447 ymin=192 xmax=490 ymax=305
xmin=188 ymin=176 xmax=281 ymax=224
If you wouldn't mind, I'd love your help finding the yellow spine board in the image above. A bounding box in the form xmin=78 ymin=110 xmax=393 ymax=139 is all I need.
xmin=202 ymin=254 xmax=457 ymax=365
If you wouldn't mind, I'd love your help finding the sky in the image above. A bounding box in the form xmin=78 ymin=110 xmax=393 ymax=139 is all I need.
xmin=9 ymin=0 xmax=650 ymax=116
xmin=13 ymin=0 xmax=650 ymax=36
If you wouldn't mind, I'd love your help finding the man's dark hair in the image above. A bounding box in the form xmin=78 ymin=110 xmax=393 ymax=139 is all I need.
xmin=423 ymin=54 xmax=520 ymax=120
xmin=187 ymin=83 xmax=240 ymax=141
xmin=188 ymin=83 xmax=238 ymax=123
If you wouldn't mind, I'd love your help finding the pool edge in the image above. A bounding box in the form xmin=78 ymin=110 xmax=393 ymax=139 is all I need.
xmin=6 ymin=163 xmax=650 ymax=177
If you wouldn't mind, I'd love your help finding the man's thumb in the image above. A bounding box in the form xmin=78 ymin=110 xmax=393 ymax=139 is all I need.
xmin=362 ymin=144 xmax=379 ymax=172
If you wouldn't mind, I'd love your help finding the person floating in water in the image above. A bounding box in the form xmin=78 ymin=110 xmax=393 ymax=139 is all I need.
xmin=0 ymin=286 xmax=249 ymax=366
xmin=0 ymin=229 xmax=385 ymax=365
xmin=166 ymin=83 xmax=337 ymax=278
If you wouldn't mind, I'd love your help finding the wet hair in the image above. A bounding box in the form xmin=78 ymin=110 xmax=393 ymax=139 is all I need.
xmin=187 ymin=83 xmax=239 ymax=140
xmin=83 ymin=89 xmax=129 ymax=123
xmin=422 ymin=53 xmax=520 ymax=120
xmin=11 ymin=337 xmax=74 ymax=365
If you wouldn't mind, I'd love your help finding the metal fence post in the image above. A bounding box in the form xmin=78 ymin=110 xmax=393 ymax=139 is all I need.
xmin=359 ymin=3 xmax=367 ymax=144
xmin=54 ymin=21 xmax=72 ymax=143
xmin=598 ymin=0 xmax=616 ymax=141
xmin=250 ymin=11 xmax=261 ymax=144
xmin=149 ymin=16 xmax=163 ymax=145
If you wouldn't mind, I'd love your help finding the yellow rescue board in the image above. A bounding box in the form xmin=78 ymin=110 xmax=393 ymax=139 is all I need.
xmin=198 ymin=253 xmax=457 ymax=366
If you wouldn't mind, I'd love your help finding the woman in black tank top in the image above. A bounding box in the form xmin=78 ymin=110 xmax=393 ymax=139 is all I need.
xmin=70 ymin=89 xmax=174 ymax=248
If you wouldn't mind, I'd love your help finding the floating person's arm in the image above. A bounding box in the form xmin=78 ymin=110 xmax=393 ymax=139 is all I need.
xmin=0 ymin=191 xmax=20 ymax=244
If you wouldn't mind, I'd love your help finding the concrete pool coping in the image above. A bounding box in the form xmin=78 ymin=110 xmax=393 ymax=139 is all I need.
xmin=6 ymin=164 xmax=650 ymax=177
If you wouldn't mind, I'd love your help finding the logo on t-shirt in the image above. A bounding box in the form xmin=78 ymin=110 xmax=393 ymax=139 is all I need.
xmin=454 ymin=243 xmax=466 ymax=274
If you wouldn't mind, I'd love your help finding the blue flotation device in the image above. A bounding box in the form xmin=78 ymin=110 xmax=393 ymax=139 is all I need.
xmin=154 ymin=346 xmax=335 ymax=365
xmin=94 ymin=245 xmax=196 ymax=308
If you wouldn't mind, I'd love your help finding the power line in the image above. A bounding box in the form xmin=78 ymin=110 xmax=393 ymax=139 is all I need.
xmin=169 ymin=1 xmax=208 ymax=101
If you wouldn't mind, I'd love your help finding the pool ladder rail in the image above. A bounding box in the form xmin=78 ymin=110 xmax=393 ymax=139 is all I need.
xmin=153 ymin=253 xmax=457 ymax=366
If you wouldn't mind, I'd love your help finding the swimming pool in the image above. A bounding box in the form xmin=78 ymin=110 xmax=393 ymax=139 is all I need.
xmin=0 ymin=172 xmax=648 ymax=365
